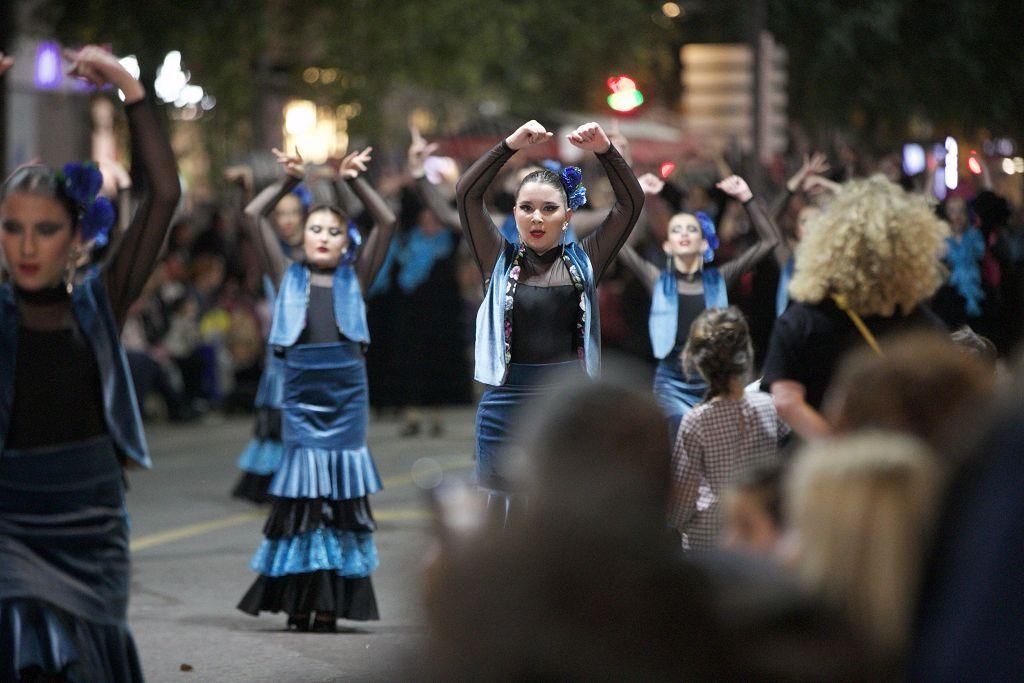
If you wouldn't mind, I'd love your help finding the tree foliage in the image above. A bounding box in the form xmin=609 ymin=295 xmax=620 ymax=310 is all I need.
xmin=770 ymin=0 xmax=1024 ymax=144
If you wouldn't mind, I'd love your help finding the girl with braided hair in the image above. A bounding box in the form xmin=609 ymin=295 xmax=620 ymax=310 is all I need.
xmin=668 ymin=307 xmax=788 ymax=550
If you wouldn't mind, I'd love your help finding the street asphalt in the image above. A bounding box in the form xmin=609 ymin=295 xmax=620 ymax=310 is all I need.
xmin=126 ymin=408 xmax=476 ymax=682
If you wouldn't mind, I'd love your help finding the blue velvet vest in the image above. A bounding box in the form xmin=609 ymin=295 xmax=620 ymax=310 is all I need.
xmin=475 ymin=242 xmax=600 ymax=386
xmin=0 ymin=275 xmax=150 ymax=467
xmin=268 ymin=262 xmax=369 ymax=348
xmin=649 ymin=267 xmax=728 ymax=360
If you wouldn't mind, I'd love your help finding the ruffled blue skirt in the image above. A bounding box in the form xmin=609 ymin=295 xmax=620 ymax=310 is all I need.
xmin=233 ymin=351 xmax=287 ymax=503
xmin=0 ymin=436 xmax=142 ymax=682
xmin=241 ymin=342 xmax=382 ymax=620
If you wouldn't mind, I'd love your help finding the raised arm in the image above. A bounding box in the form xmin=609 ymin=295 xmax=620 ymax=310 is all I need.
xmin=69 ymin=47 xmax=182 ymax=328
xmin=572 ymin=122 xmax=645 ymax=283
xmin=243 ymin=149 xmax=303 ymax=288
xmin=456 ymin=133 xmax=525 ymax=277
xmin=715 ymin=176 xmax=782 ymax=288
xmin=617 ymin=243 xmax=660 ymax=292
xmin=340 ymin=148 xmax=398 ymax=293
xmin=408 ymin=125 xmax=460 ymax=228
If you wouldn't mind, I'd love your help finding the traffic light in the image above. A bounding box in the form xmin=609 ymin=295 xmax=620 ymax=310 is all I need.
xmin=607 ymin=75 xmax=644 ymax=113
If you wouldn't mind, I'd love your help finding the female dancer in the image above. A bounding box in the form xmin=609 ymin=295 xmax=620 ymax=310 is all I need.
xmin=456 ymin=120 xmax=643 ymax=519
xmin=237 ymin=146 xmax=396 ymax=632
xmin=0 ymin=46 xmax=180 ymax=681
xmin=618 ymin=176 xmax=780 ymax=432
xmin=231 ymin=182 xmax=311 ymax=503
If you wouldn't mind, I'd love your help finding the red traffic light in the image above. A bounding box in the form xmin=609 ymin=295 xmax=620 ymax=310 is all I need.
xmin=607 ymin=74 xmax=644 ymax=113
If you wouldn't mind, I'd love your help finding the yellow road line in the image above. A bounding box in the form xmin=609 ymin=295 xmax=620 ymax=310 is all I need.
xmin=130 ymin=461 xmax=468 ymax=552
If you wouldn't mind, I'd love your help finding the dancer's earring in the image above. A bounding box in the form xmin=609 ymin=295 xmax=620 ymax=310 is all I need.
xmin=64 ymin=250 xmax=79 ymax=295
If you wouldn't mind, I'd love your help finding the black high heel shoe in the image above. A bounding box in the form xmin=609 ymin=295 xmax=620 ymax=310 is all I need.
xmin=311 ymin=612 xmax=337 ymax=633
xmin=286 ymin=613 xmax=311 ymax=632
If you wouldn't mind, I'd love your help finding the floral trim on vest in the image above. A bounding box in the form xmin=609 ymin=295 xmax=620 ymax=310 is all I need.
xmin=502 ymin=245 xmax=585 ymax=364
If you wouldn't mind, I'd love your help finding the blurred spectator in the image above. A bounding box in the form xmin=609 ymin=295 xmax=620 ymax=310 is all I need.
xmin=785 ymin=431 xmax=943 ymax=669
xmin=824 ymin=331 xmax=996 ymax=455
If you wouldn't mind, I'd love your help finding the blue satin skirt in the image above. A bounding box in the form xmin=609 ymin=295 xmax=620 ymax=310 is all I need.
xmin=233 ymin=349 xmax=286 ymax=502
xmin=653 ymin=353 xmax=707 ymax=437
xmin=250 ymin=342 xmax=381 ymax=585
xmin=0 ymin=436 xmax=143 ymax=682
xmin=475 ymin=361 xmax=582 ymax=493
xmin=268 ymin=342 xmax=382 ymax=501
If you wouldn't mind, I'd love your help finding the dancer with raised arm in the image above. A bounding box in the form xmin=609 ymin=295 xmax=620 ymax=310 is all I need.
xmin=456 ymin=120 xmax=643 ymax=523
xmin=237 ymin=146 xmax=396 ymax=632
xmin=618 ymin=176 xmax=780 ymax=432
xmin=232 ymin=177 xmax=313 ymax=502
xmin=0 ymin=46 xmax=180 ymax=681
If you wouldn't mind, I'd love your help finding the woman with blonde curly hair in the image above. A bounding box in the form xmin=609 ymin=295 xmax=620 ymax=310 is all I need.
xmin=761 ymin=175 xmax=949 ymax=439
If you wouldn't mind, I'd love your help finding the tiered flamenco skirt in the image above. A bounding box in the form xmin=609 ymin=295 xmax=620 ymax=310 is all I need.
xmin=238 ymin=342 xmax=383 ymax=621
xmin=0 ymin=436 xmax=143 ymax=682
xmin=474 ymin=360 xmax=580 ymax=527
xmin=232 ymin=348 xmax=286 ymax=503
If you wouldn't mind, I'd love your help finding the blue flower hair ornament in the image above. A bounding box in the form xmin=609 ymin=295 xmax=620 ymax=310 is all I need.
xmin=560 ymin=166 xmax=587 ymax=211
xmin=291 ymin=183 xmax=313 ymax=212
xmin=340 ymin=221 xmax=363 ymax=266
xmin=58 ymin=162 xmax=115 ymax=247
xmin=696 ymin=211 xmax=719 ymax=263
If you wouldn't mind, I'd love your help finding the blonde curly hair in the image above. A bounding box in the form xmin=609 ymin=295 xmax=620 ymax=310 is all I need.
xmin=788 ymin=175 xmax=950 ymax=316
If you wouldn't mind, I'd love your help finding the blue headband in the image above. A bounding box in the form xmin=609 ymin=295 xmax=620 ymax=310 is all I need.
xmin=58 ymin=162 xmax=115 ymax=247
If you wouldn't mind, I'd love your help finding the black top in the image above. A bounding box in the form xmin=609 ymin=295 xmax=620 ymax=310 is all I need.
xmin=675 ymin=293 xmax=708 ymax=350
xmin=7 ymin=287 xmax=106 ymax=449
xmin=511 ymin=283 xmax=578 ymax=364
xmin=761 ymin=299 xmax=947 ymax=410
xmin=3 ymin=99 xmax=179 ymax=451
xmin=297 ymin=283 xmax=346 ymax=345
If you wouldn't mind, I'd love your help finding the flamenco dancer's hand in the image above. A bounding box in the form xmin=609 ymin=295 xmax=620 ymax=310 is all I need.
xmin=505 ymin=120 xmax=553 ymax=151
xmin=272 ymin=147 xmax=306 ymax=179
xmin=716 ymin=175 xmax=753 ymax=203
xmin=64 ymin=45 xmax=145 ymax=103
xmin=0 ymin=52 xmax=13 ymax=78
xmin=567 ymin=122 xmax=611 ymax=154
xmin=339 ymin=147 xmax=373 ymax=179
xmin=408 ymin=124 xmax=439 ymax=178
xmin=638 ymin=172 xmax=665 ymax=196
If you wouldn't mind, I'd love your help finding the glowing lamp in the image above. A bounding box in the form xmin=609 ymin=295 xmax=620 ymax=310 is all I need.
xmin=967 ymin=156 xmax=982 ymax=175
xmin=659 ymin=162 xmax=676 ymax=179
xmin=607 ymin=75 xmax=644 ymax=113
xmin=35 ymin=41 xmax=63 ymax=90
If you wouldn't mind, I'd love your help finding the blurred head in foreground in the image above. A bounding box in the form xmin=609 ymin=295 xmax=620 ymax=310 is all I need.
xmin=786 ymin=431 xmax=943 ymax=660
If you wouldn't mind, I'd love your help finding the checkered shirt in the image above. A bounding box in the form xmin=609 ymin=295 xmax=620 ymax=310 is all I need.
xmin=668 ymin=390 xmax=789 ymax=550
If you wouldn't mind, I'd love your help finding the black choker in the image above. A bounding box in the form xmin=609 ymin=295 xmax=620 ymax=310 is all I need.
xmin=15 ymin=284 xmax=70 ymax=305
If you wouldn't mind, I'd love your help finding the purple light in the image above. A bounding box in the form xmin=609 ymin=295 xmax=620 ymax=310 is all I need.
xmin=34 ymin=41 xmax=63 ymax=90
